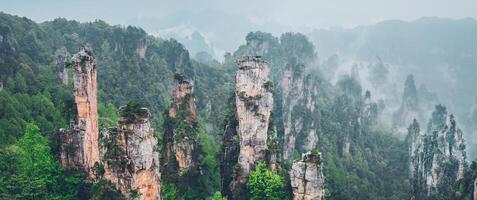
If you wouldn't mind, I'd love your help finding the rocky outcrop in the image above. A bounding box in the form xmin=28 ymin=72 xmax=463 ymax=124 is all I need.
xmin=408 ymin=105 xmax=466 ymax=199
xmin=100 ymin=106 xmax=161 ymax=200
xmin=162 ymin=75 xmax=198 ymax=175
xmin=59 ymin=46 xmax=99 ymax=174
xmin=393 ymin=74 xmax=420 ymax=137
xmin=289 ymin=151 xmax=325 ymax=200
xmin=228 ymin=56 xmax=274 ymax=196
xmin=281 ymin=60 xmax=320 ymax=160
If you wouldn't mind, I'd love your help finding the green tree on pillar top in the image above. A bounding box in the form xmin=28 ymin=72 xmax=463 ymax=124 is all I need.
xmin=246 ymin=162 xmax=286 ymax=200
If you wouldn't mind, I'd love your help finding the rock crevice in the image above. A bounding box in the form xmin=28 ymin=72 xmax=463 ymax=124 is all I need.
xmin=162 ymin=76 xmax=198 ymax=175
xmin=101 ymin=107 xmax=161 ymax=200
xmin=289 ymin=151 xmax=325 ymax=200
xmin=224 ymin=56 xmax=274 ymax=198
xmin=59 ymin=46 xmax=99 ymax=174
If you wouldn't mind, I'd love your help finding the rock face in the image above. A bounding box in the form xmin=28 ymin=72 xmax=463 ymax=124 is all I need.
xmin=59 ymin=46 xmax=99 ymax=174
xmin=220 ymin=110 xmax=240 ymax=198
xmin=162 ymin=75 xmax=198 ymax=174
xmin=408 ymin=105 xmax=466 ymax=199
xmin=281 ymin=61 xmax=320 ymax=160
xmin=229 ymin=56 xmax=274 ymax=196
xmin=58 ymin=47 xmax=161 ymax=199
xmin=289 ymin=151 xmax=325 ymax=200
xmin=101 ymin=107 xmax=161 ymax=200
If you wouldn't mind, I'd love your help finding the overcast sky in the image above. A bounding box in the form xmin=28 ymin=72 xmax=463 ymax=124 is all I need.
xmin=3 ymin=0 xmax=476 ymax=29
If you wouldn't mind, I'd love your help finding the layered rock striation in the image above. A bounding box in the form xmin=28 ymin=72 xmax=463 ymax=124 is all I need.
xmin=59 ymin=46 xmax=99 ymax=174
xmin=289 ymin=151 xmax=325 ymax=200
xmin=100 ymin=106 xmax=161 ymax=200
xmin=224 ymin=56 xmax=274 ymax=197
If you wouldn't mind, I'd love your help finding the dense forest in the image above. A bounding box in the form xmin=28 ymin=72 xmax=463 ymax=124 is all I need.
xmin=0 ymin=11 xmax=476 ymax=200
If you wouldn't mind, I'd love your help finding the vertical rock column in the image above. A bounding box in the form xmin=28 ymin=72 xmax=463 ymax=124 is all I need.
xmin=232 ymin=56 xmax=273 ymax=190
xmin=101 ymin=107 xmax=161 ymax=200
xmin=56 ymin=51 xmax=69 ymax=85
xmin=73 ymin=47 xmax=100 ymax=172
xmin=59 ymin=47 xmax=99 ymax=174
xmin=289 ymin=151 xmax=325 ymax=200
xmin=163 ymin=75 xmax=198 ymax=174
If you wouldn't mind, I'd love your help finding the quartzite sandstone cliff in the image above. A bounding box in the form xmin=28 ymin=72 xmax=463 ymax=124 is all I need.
xmin=101 ymin=107 xmax=161 ymax=200
xmin=59 ymin=46 xmax=99 ymax=174
xmin=281 ymin=60 xmax=320 ymax=160
xmin=223 ymin=56 xmax=274 ymax=198
xmin=163 ymin=75 xmax=198 ymax=175
xmin=289 ymin=151 xmax=325 ymax=200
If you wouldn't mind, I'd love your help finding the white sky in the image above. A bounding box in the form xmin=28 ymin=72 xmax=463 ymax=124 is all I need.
xmin=2 ymin=0 xmax=476 ymax=29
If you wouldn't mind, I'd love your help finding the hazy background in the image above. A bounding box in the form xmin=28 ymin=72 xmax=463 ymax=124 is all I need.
xmin=3 ymin=0 xmax=477 ymax=57
xmin=3 ymin=0 xmax=477 ymax=158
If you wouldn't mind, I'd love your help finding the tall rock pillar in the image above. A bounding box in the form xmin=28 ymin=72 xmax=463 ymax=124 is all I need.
xmin=230 ymin=56 xmax=273 ymax=196
xmin=101 ymin=106 xmax=161 ymax=200
xmin=73 ymin=46 xmax=99 ymax=172
xmin=162 ymin=74 xmax=198 ymax=176
xmin=59 ymin=46 xmax=99 ymax=174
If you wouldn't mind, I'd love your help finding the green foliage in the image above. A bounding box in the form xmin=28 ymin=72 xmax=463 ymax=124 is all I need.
xmin=0 ymin=12 xmax=462 ymax=200
xmin=0 ymin=123 xmax=83 ymax=199
xmin=263 ymin=80 xmax=274 ymax=91
xmin=211 ymin=191 xmax=227 ymax=200
xmin=98 ymin=103 xmax=117 ymax=128
xmin=120 ymin=101 xmax=148 ymax=119
xmin=161 ymin=182 xmax=182 ymax=200
xmin=246 ymin=162 xmax=286 ymax=200
xmin=90 ymin=178 xmax=124 ymax=200
xmin=100 ymin=129 xmax=128 ymax=171
xmin=174 ymin=73 xmax=186 ymax=82
xmin=92 ymin=162 xmax=105 ymax=178
xmin=130 ymin=189 xmax=141 ymax=199
xmin=427 ymin=104 xmax=447 ymax=132
xmin=457 ymin=160 xmax=477 ymax=200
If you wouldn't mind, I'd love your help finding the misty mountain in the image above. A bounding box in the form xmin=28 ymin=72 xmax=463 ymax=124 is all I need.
xmin=309 ymin=17 xmax=477 ymax=158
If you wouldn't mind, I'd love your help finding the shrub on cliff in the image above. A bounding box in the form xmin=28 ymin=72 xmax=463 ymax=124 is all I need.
xmin=120 ymin=101 xmax=148 ymax=120
xmin=246 ymin=162 xmax=285 ymax=200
